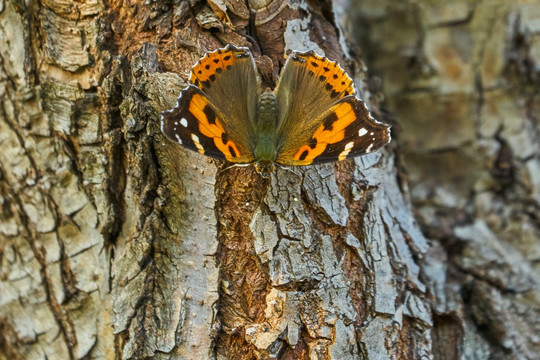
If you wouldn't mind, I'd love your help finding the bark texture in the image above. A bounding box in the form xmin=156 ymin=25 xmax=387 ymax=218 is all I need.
xmin=0 ymin=1 xmax=538 ymax=360
xmin=351 ymin=1 xmax=540 ymax=359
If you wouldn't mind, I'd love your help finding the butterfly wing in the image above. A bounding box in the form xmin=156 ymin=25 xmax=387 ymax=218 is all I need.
xmin=161 ymin=45 xmax=258 ymax=163
xmin=276 ymin=95 xmax=391 ymax=165
xmin=161 ymin=85 xmax=255 ymax=162
xmin=274 ymin=51 xmax=390 ymax=166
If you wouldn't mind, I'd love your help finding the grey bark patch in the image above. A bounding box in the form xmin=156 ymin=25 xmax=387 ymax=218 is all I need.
xmin=250 ymin=209 xmax=280 ymax=263
xmin=302 ymin=165 xmax=349 ymax=226
xmin=363 ymin=203 xmax=397 ymax=315
xmin=454 ymin=220 xmax=535 ymax=292
xmin=404 ymin=292 xmax=433 ymax=326
xmin=266 ymin=168 xmax=315 ymax=247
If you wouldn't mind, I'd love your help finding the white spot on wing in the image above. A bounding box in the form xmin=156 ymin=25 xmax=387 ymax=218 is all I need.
xmin=175 ymin=134 xmax=183 ymax=145
xmin=191 ymin=134 xmax=205 ymax=154
xmin=180 ymin=118 xmax=188 ymax=127
xmin=174 ymin=121 xmax=178 ymax=125
xmin=366 ymin=143 xmax=374 ymax=153
xmin=338 ymin=141 xmax=355 ymax=161
xmin=358 ymin=128 xmax=368 ymax=137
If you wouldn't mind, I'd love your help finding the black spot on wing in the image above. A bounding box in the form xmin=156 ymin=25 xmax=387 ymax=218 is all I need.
xmin=310 ymin=142 xmax=342 ymax=164
xmin=322 ymin=112 xmax=338 ymax=131
xmin=197 ymin=128 xmax=223 ymax=157
xmin=203 ymin=104 xmax=217 ymax=125
xmin=221 ymin=132 xmax=229 ymax=144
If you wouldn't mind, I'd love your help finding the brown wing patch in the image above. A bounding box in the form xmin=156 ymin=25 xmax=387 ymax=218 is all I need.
xmin=189 ymin=45 xmax=251 ymax=88
xmin=291 ymin=51 xmax=355 ymax=98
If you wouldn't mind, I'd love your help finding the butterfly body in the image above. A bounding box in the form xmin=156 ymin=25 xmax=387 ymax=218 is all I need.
xmin=161 ymin=45 xmax=391 ymax=175
xmin=254 ymin=89 xmax=279 ymax=167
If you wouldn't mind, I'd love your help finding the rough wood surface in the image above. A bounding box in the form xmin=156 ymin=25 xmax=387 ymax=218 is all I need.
xmin=0 ymin=0 xmax=538 ymax=360
xmin=352 ymin=1 xmax=540 ymax=359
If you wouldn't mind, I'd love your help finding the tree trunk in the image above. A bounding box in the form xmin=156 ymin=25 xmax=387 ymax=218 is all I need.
xmin=0 ymin=1 xmax=538 ymax=360
xmin=350 ymin=1 xmax=540 ymax=359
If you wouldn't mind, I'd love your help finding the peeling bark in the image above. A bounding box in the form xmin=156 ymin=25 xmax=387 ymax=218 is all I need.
xmin=1 ymin=1 xmax=538 ymax=360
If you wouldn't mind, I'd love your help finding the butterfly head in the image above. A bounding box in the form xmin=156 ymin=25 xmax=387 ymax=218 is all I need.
xmin=254 ymin=161 xmax=275 ymax=177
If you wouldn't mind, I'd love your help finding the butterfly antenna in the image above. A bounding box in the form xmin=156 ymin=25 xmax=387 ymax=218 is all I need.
xmin=218 ymin=163 xmax=251 ymax=176
xmin=275 ymin=163 xmax=302 ymax=178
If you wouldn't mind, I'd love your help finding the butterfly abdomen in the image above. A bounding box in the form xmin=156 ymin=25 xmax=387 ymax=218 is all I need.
xmin=254 ymin=89 xmax=279 ymax=163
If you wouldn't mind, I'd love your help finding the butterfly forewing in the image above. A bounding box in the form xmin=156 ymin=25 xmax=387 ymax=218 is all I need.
xmin=276 ymin=96 xmax=390 ymax=165
xmin=161 ymin=85 xmax=255 ymax=163
xmin=274 ymin=51 xmax=390 ymax=166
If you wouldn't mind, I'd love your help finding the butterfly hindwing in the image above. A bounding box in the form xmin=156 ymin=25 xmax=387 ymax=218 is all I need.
xmin=283 ymin=51 xmax=356 ymax=98
xmin=274 ymin=51 xmax=391 ymax=166
xmin=161 ymin=85 xmax=254 ymax=163
xmin=190 ymin=45 xmax=259 ymax=139
xmin=273 ymin=51 xmax=355 ymax=139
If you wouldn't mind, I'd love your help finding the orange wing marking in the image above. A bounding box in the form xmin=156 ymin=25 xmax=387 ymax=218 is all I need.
xmin=188 ymin=93 xmax=242 ymax=160
xmin=294 ymin=52 xmax=355 ymax=97
xmin=190 ymin=45 xmax=248 ymax=86
xmin=292 ymin=102 xmax=357 ymax=163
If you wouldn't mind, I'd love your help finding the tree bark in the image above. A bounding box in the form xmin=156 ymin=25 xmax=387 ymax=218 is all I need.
xmin=351 ymin=1 xmax=540 ymax=359
xmin=0 ymin=1 xmax=538 ymax=360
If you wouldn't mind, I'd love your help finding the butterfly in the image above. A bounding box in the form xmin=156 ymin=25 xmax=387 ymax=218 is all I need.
xmin=161 ymin=44 xmax=391 ymax=175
